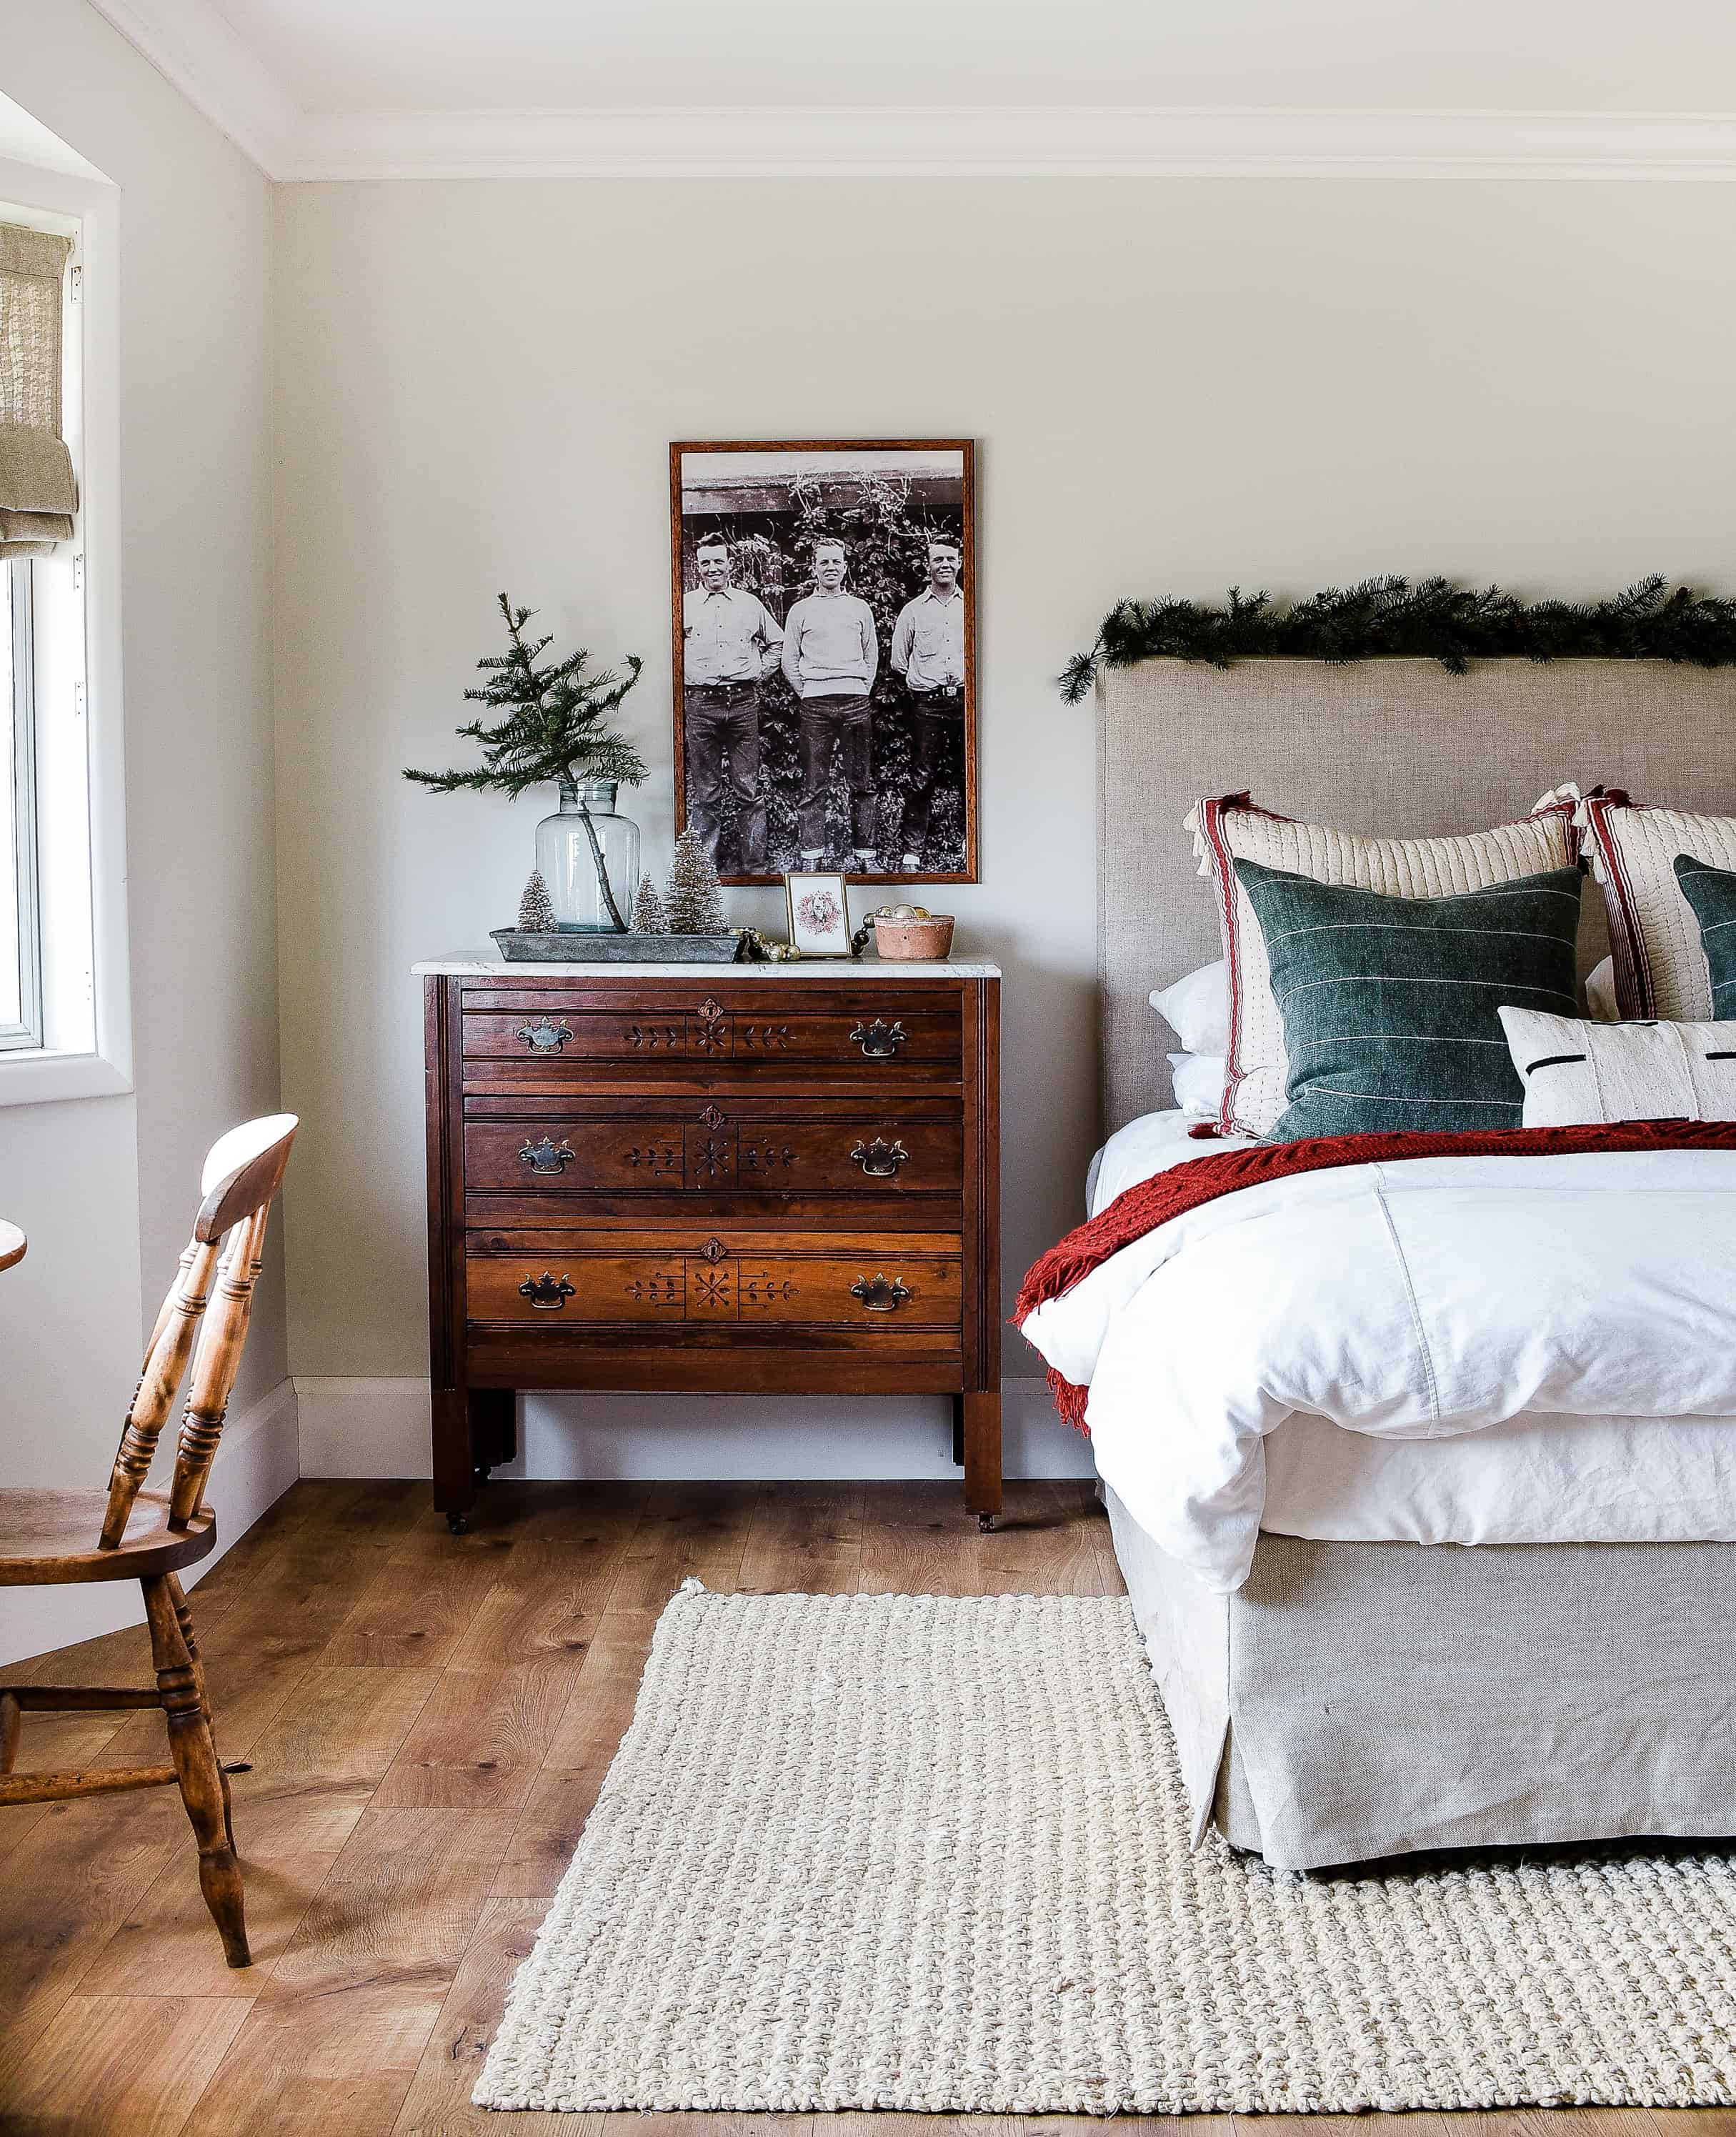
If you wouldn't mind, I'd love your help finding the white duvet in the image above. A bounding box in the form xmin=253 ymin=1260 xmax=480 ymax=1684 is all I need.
xmin=1022 ymin=1138 xmax=1736 ymax=1593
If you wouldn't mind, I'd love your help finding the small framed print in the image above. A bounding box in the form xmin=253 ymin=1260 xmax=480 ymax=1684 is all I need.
xmin=784 ymin=870 xmax=852 ymax=958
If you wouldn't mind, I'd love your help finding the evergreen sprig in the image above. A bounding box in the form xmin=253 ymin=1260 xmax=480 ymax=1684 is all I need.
xmin=405 ymin=592 xmax=648 ymax=796
xmin=1059 ymin=576 xmax=1736 ymax=704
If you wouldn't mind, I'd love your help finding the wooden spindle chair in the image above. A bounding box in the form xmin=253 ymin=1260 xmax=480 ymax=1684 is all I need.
xmin=0 ymin=1113 xmax=297 ymax=1968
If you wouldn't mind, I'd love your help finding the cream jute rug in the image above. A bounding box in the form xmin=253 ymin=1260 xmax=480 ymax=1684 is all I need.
xmin=476 ymin=1585 xmax=1736 ymax=2115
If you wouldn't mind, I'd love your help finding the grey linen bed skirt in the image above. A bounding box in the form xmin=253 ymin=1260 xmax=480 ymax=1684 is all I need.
xmin=1106 ymin=1487 xmax=1736 ymax=1871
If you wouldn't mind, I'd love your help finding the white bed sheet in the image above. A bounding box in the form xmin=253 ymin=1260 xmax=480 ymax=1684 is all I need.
xmin=1082 ymin=1110 xmax=1736 ymax=1561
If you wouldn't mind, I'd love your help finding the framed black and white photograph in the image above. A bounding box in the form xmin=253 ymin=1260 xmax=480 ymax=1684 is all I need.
xmin=783 ymin=870 xmax=852 ymax=957
xmin=670 ymin=439 xmax=976 ymax=887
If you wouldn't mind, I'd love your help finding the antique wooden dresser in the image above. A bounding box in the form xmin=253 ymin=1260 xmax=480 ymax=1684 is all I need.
xmin=416 ymin=959 xmax=1001 ymax=1533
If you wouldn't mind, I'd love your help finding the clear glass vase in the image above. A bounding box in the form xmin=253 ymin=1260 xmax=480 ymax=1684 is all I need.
xmin=534 ymin=780 xmax=640 ymax=932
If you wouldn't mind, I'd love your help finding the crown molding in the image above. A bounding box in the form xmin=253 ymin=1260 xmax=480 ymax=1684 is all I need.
xmin=89 ymin=0 xmax=301 ymax=175
xmin=75 ymin=6 xmax=1736 ymax=186
xmin=281 ymin=105 xmax=1736 ymax=183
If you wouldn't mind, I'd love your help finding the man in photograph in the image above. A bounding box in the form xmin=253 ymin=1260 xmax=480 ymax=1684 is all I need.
xmin=681 ymin=534 xmax=784 ymax=873
xmin=889 ymin=535 xmax=967 ymax=870
xmin=781 ymin=538 xmax=879 ymax=870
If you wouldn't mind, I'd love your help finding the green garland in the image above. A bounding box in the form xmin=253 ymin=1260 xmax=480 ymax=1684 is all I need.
xmin=1059 ymin=575 xmax=1736 ymax=704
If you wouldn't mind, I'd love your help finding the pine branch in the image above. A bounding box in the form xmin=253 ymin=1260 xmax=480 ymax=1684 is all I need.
xmin=1060 ymin=577 xmax=1736 ymax=697
xmin=404 ymin=592 xmax=648 ymax=797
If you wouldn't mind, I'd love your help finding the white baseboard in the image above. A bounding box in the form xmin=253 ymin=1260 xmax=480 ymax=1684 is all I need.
xmin=294 ymin=1375 xmax=1096 ymax=1483
xmin=0 ymin=1377 xmax=301 ymax=1670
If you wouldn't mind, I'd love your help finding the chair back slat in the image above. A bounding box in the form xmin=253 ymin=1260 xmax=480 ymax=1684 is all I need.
xmin=101 ymin=1238 xmax=221 ymax=1550
xmin=97 ymin=1115 xmax=296 ymax=1550
xmin=168 ymin=1204 xmax=271 ymax=1530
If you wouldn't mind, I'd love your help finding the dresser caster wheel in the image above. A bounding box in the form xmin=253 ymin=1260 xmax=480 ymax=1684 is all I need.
xmin=447 ymin=1510 xmax=470 ymax=1536
xmin=977 ymin=1512 xmax=996 ymax=1533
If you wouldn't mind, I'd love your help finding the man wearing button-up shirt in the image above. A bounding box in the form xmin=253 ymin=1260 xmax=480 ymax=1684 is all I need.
xmin=890 ymin=538 xmax=967 ymax=868
xmin=681 ymin=536 xmax=784 ymax=873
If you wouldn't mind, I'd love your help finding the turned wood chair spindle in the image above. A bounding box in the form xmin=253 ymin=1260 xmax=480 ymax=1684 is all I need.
xmin=0 ymin=1114 xmax=297 ymax=1968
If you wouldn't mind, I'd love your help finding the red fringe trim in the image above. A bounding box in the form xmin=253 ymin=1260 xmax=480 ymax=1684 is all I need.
xmin=1014 ymin=1119 xmax=1736 ymax=1435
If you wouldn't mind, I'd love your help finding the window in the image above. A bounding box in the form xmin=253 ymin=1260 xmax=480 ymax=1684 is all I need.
xmin=0 ymin=557 xmax=41 ymax=1047
xmin=0 ymin=165 xmax=129 ymax=1105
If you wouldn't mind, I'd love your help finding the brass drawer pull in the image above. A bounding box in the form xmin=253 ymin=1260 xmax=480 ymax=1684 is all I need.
xmin=519 ymin=1136 xmax=576 ymax=1175
xmin=851 ymin=1272 xmax=910 ymax=1312
xmin=519 ymin=1271 xmax=575 ymax=1310
xmin=850 ymin=1137 xmax=909 ymax=1177
xmin=850 ymin=1017 xmax=907 ymax=1059
xmin=517 ymin=1019 xmax=574 ymax=1053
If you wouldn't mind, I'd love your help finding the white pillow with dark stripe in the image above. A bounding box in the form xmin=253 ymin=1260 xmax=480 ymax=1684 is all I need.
xmin=1498 ymin=1005 xmax=1736 ymax=1127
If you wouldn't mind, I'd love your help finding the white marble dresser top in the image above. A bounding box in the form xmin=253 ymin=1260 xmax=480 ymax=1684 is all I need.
xmin=412 ymin=957 xmax=1000 ymax=979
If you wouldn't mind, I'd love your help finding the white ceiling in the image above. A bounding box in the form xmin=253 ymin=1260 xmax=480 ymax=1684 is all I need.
xmin=86 ymin=0 xmax=1736 ymax=180
xmin=209 ymin=0 xmax=1736 ymax=117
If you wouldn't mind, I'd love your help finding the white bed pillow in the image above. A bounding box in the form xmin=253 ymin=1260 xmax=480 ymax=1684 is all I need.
xmin=1586 ymin=955 xmax=1619 ymax=1022
xmin=1149 ymin=959 xmax=1228 ymax=1055
xmin=1188 ymin=787 xmax=1582 ymax=1136
xmin=1578 ymin=792 xmax=1736 ymax=1019
xmin=1498 ymin=1005 xmax=1736 ymax=1127
xmin=1167 ymin=1051 xmax=1227 ymax=1117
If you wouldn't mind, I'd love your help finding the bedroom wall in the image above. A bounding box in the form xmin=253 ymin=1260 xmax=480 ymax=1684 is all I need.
xmin=0 ymin=0 xmax=287 ymax=1656
xmin=272 ymin=176 xmax=1736 ymax=1478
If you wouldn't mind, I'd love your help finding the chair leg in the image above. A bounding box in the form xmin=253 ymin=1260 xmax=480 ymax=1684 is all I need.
xmin=142 ymin=1575 xmax=250 ymax=1968
xmin=167 ymin=1573 xmax=234 ymax=1850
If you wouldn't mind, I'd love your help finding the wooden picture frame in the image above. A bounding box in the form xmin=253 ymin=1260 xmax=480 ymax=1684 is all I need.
xmin=671 ymin=439 xmax=977 ymax=888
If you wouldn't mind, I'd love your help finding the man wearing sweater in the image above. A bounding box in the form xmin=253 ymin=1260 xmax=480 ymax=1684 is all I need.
xmin=781 ymin=539 xmax=879 ymax=869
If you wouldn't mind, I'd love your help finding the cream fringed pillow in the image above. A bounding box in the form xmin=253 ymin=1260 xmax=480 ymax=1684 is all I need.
xmin=1498 ymin=1005 xmax=1736 ymax=1127
xmin=1187 ymin=788 xmax=1583 ymax=1137
xmin=1578 ymin=792 xmax=1736 ymax=1020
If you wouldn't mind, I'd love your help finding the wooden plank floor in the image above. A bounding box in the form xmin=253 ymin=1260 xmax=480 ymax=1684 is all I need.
xmin=0 ymin=1478 xmax=1728 ymax=2137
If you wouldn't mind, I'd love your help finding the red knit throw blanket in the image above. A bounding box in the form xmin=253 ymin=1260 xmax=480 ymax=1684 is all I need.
xmin=1014 ymin=1120 xmax=1736 ymax=1433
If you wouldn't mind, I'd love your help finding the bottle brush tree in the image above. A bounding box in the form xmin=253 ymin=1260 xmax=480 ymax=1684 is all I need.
xmin=632 ymin=873 xmax=669 ymax=935
xmin=517 ymin=868 xmax=558 ymax=932
xmin=666 ymin=829 xmax=726 ymax=935
xmin=404 ymin=592 xmax=647 ymax=930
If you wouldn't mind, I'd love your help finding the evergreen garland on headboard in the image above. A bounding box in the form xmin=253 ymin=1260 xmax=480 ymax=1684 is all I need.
xmin=1059 ymin=575 xmax=1736 ymax=704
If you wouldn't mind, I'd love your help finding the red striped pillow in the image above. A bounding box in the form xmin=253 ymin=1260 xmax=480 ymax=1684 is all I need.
xmin=1187 ymin=788 xmax=1584 ymax=1137
xmin=1579 ymin=790 xmax=1736 ymax=1020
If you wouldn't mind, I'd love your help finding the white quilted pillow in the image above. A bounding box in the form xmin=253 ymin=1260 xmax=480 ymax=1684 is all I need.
xmin=1498 ymin=1005 xmax=1736 ymax=1127
xmin=1579 ymin=792 xmax=1736 ymax=1020
xmin=1187 ymin=788 xmax=1582 ymax=1137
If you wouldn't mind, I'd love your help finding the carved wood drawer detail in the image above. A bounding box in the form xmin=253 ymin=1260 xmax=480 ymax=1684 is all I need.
xmin=459 ymin=987 xmax=962 ymax=1082
xmin=462 ymin=1103 xmax=963 ymax=1197
xmin=466 ymin=1230 xmax=963 ymax=1330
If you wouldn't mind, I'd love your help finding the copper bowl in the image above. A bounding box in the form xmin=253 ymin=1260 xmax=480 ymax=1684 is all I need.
xmin=873 ymin=913 xmax=954 ymax=960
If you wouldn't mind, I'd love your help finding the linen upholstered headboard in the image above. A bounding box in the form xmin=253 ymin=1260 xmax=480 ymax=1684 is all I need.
xmin=1098 ymin=657 xmax=1736 ymax=1133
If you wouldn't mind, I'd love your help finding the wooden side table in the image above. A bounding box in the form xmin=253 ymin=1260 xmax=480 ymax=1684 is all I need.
xmin=417 ymin=959 xmax=1002 ymax=1533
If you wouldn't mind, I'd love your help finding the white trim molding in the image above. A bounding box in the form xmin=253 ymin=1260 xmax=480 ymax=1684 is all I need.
xmin=86 ymin=0 xmax=301 ymax=176
xmin=66 ymin=12 xmax=1736 ymax=187
xmin=283 ymin=106 xmax=1736 ymax=184
xmin=294 ymin=1376 xmax=1096 ymax=1483
xmin=0 ymin=1376 xmax=300 ymax=1668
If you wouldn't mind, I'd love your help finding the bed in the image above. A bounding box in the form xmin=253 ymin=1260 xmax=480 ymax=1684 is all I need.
xmin=1065 ymin=654 xmax=1736 ymax=1871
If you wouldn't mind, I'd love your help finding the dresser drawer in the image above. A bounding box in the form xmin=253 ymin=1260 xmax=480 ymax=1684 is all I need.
xmin=466 ymin=1227 xmax=962 ymax=1332
xmin=459 ymin=985 xmax=961 ymax=1085
xmin=463 ymin=1097 xmax=963 ymax=1200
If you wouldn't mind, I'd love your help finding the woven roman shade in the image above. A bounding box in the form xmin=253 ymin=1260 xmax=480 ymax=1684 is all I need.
xmin=0 ymin=221 xmax=76 ymax=558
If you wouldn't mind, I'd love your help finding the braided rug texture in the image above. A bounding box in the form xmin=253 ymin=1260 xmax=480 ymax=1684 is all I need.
xmin=475 ymin=1586 xmax=1736 ymax=2114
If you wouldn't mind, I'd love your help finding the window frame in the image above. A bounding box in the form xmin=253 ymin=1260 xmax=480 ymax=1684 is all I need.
xmin=0 ymin=157 xmax=130 ymax=1107
xmin=1 ymin=556 xmax=44 ymax=1050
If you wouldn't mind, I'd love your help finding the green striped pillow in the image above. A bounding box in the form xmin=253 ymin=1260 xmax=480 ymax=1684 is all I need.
xmin=1673 ymin=852 xmax=1736 ymax=1017
xmin=1232 ymin=857 xmax=1584 ymax=1142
